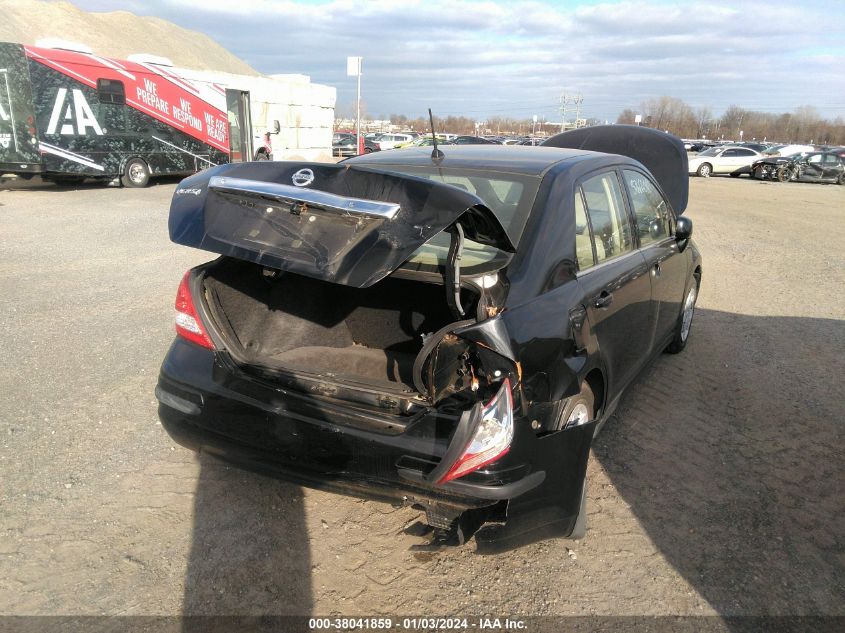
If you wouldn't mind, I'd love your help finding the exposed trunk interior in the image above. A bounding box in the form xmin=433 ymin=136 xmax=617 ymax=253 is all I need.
xmin=201 ymin=258 xmax=477 ymax=392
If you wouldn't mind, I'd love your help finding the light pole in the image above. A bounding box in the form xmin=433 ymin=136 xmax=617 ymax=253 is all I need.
xmin=346 ymin=56 xmax=363 ymax=154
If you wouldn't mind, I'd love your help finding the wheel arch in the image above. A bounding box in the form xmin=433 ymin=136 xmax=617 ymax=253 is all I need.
xmin=583 ymin=368 xmax=605 ymax=418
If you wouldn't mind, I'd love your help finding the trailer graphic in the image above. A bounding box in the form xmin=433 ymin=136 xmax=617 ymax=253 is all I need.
xmin=0 ymin=42 xmax=257 ymax=186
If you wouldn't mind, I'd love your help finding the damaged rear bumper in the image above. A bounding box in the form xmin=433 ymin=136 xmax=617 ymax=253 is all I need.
xmin=156 ymin=338 xmax=594 ymax=539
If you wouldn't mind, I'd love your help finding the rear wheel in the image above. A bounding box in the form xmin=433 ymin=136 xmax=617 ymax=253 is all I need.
xmin=557 ymin=381 xmax=595 ymax=430
xmin=666 ymin=278 xmax=699 ymax=354
xmin=122 ymin=158 xmax=150 ymax=188
xmin=838 ymin=173 xmax=845 ymax=185
xmin=696 ymin=163 xmax=712 ymax=177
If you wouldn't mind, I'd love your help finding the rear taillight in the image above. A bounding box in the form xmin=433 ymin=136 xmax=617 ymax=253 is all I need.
xmin=174 ymin=271 xmax=214 ymax=350
xmin=438 ymin=378 xmax=515 ymax=483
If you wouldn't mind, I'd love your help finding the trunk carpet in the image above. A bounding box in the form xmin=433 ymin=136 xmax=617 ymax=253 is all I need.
xmin=270 ymin=345 xmax=416 ymax=386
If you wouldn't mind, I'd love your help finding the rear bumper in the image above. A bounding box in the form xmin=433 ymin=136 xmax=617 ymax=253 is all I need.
xmin=156 ymin=338 xmax=594 ymax=527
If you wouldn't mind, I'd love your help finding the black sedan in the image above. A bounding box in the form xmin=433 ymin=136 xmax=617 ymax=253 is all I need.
xmin=157 ymin=127 xmax=701 ymax=549
xmin=332 ymin=133 xmax=380 ymax=157
xmin=751 ymin=151 xmax=845 ymax=184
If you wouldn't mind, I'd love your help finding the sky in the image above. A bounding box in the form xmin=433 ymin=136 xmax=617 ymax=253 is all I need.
xmin=72 ymin=0 xmax=845 ymax=123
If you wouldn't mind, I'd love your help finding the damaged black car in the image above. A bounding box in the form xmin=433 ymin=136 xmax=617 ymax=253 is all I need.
xmin=156 ymin=126 xmax=702 ymax=549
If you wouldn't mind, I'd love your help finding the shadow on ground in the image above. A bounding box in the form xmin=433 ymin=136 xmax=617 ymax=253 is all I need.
xmin=0 ymin=174 xmax=183 ymax=192
xmin=593 ymin=307 xmax=844 ymax=616
xmin=181 ymin=453 xmax=312 ymax=631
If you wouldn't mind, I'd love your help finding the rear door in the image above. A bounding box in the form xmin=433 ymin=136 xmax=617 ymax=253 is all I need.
xmin=0 ymin=43 xmax=40 ymax=171
xmin=575 ymin=170 xmax=653 ymax=393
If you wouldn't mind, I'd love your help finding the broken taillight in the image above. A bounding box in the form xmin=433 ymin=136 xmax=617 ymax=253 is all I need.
xmin=174 ymin=271 xmax=215 ymax=350
xmin=438 ymin=378 xmax=514 ymax=483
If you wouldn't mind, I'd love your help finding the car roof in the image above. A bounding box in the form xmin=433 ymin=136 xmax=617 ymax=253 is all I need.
xmin=346 ymin=145 xmax=597 ymax=176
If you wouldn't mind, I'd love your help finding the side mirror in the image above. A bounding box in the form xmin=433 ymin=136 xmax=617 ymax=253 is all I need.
xmin=675 ymin=216 xmax=693 ymax=251
xmin=271 ymin=120 xmax=280 ymax=134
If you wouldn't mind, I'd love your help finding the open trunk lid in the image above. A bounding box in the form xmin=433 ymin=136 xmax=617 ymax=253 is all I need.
xmin=542 ymin=124 xmax=689 ymax=214
xmin=169 ymin=161 xmax=515 ymax=288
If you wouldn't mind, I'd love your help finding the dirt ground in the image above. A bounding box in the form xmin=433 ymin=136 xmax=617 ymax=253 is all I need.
xmin=0 ymin=174 xmax=843 ymax=621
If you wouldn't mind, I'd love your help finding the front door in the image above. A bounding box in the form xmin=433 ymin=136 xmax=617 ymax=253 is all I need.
xmin=799 ymin=153 xmax=825 ymax=181
xmin=575 ymin=170 xmax=653 ymax=394
xmin=225 ymin=89 xmax=252 ymax=162
xmin=621 ymin=168 xmax=689 ymax=346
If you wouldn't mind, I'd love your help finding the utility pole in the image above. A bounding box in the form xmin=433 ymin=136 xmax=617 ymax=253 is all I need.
xmin=347 ymin=56 xmax=363 ymax=153
xmin=559 ymin=93 xmax=584 ymax=131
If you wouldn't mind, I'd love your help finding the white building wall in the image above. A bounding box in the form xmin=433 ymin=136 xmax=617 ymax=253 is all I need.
xmin=175 ymin=67 xmax=336 ymax=162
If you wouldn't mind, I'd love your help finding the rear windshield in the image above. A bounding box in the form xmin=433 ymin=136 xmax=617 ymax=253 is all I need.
xmin=371 ymin=165 xmax=541 ymax=273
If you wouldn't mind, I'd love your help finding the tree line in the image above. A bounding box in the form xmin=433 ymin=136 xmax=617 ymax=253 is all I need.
xmin=617 ymin=97 xmax=845 ymax=144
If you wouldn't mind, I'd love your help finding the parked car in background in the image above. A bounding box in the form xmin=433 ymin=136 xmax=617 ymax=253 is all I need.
xmin=752 ymin=151 xmax=845 ymax=183
xmin=332 ymin=133 xmax=379 ymax=157
xmin=451 ymin=135 xmax=499 ymax=145
xmin=377 ymin=133 xmax=415 ymax=150
xmin=689 ymin=142 xmax=716 ymax=152
xmin=738 ymin=143 xmax=771 ymax=153
xmin=688 ymin=145 xmax=762 ymax=177
xmin=763 ymin=144 xmax=814 ymax=156
xmin=157 ymin=126 xmax=700 ymax=548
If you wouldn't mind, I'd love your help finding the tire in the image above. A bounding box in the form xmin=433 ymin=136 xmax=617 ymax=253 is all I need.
xmin=838 ymin=173 xmax=845 ymax=185
xmin=364 ymin=147 xmax=374 ymax=154
xmin=776 ymin=167 xmax=792 ymax=183
xmin=696 ymin=163 xmax=712 ymax=177
xmin=752 ymin=167 xmax=763 ymax=180
xmin=666 ymin=276 xmax=699 ymax=354
xmin=556 ymin=381 xmax=595 ymax=431
xmin=122 ymin=158 xmax=150 ymax=188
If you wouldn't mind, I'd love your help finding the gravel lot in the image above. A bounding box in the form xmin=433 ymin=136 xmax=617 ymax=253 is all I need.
xmin=0 ymin=174 xmax=843 ymax=620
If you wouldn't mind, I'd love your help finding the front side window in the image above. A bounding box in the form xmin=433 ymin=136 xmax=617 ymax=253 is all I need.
xmin=581 ymin=172 xmax=632 ymax=264
xmin=623 ymin=170 xmax=672 ymax=247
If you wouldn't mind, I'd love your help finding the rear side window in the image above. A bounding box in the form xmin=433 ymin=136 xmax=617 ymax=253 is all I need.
xmin=622 ymin=170 xmax=672 ymax=247
xmin=581 ymin=172 xmax=632 ymax=264
xmin=574 ymin=190 xmax=594 ymax=271
xmin=97 ymin=79 xmax=125 ymax=105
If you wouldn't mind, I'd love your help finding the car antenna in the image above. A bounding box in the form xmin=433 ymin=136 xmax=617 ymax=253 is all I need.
xmin=429 ymin=108 xmax=444 ymax=165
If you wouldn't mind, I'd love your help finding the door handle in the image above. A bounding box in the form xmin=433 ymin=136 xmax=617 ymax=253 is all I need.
xmin=652 ymin=262 xmax=661 ymax=277
xmin=594 ymin=291 xmax=613 ymax=309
